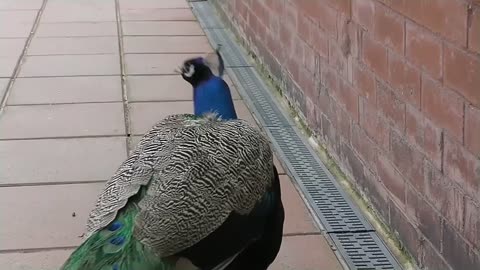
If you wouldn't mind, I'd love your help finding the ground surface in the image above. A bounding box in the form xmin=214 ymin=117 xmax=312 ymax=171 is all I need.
xmin=0 ymin=0 xmax=343 ymax=269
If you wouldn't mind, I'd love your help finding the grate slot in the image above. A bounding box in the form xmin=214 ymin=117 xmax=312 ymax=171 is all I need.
xmin=191 ymin=1 xmax=403 ymax=269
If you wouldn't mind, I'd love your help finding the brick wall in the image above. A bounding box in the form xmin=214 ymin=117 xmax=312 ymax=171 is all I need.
xmin=211 ymin=0 xmax=480 ymax=269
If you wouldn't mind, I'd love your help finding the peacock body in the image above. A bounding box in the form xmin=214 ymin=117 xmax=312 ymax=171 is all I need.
xmin=61 ymin=113 xmax=276 ymax=270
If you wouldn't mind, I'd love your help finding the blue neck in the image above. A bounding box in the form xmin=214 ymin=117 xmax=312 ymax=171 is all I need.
xmin=193 ymin=76 xmax=238 ymax=120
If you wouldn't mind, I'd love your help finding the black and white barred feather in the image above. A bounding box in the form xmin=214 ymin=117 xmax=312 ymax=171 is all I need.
xmin=84 ymin=113 xmax=274 ymax=257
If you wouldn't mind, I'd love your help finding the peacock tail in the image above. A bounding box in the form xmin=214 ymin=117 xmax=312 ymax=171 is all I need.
xmin=62 ymin=113 xmax=274 ymax=269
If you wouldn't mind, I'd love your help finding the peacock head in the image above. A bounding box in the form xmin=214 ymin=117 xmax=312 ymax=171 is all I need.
xmin=176 ymin=44 xmax=224 ymax=88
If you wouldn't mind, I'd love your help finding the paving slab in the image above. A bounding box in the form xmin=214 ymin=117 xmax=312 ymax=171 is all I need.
xmin=0 ymin=103 xmax=125 ymax=139
xmin=7 ymin=76 xmax=122 ymax=105
xmin=0 ymin=23 xmax=33 ymax=38
xmin=41 ymin=5 xmax=116 ymax=23
xmin=0 ymin=0 xmax=43 ymax=10
xmin=0 ymin=57 xmax=18 ymax=77
xmin=126 ymin=74 xmax=240 ymax=102
xmin=280 ymin=175 xmax=319 ymax=235
xmin=271 ymin=235 xmax=343 ymax=270
xmin=35 ymin=22 xmax=118 ymax=37
xmin=0 ymin=249 xmax=74 ymax=270
xmin=122 ymin=21 xmax=204 ymax=36
xmin=0 ymin=38 xmax=27 ymax=58
xmin=129 ymin=100 xmax=256 ymax=136
xmin=125 ymin=53 xmax=199 ymax=75
xmin=27 ymin=37 xmax=119 ymax=55
xmin=0 ymin=183 xmax=104 ymax=250
xmin=119 ymin=0 xmax=190 ymax=9
xmin=120 ymin=8 xmax=196 ymax=21
xmin=18 ymin=55 xmax=120 ymax=77
xmin=0 ymin=78 xmax=8 ymax=98
xmin=0 ymin=10 xmax=38 ymax=24
xmin=0 ymin=137 xmax=126 ymax=185
xmin=123 ymin=36 xmax=212 ymax=54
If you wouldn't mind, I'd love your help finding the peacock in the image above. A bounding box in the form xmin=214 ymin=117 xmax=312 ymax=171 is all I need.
xmin=176 ymin=46 xmax=285 ymax=270
xmin=61 ymin=50 xmax=284 ymax=269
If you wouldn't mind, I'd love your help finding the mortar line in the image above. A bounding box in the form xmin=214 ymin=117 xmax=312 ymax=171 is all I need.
xmin=115 ymin=0 xmax=132 ymax=153
xmin=0 ymin=0 xmax=48 ymax=113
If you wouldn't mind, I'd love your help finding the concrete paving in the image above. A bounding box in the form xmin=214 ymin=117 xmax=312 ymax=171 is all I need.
xmin=0 ymin=0 xmax=344 ymax=269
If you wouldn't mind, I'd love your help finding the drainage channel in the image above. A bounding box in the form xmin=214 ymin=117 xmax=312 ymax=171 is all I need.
xmin=191 ymin=1 xmax=403 ymax=270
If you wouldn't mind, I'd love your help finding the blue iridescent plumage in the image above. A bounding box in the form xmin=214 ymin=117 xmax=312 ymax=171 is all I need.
xmin=194 ymin=76 xmax=237 ymax=120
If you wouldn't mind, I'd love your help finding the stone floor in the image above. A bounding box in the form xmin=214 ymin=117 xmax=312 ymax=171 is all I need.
xmin=0 ymin=0 xmax=344 ymax=269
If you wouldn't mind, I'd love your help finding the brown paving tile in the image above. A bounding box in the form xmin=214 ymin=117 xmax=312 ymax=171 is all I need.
xmin=1 ymin=249 xmax=72 ymax=270
xmin=126 ymin=74 xmax=241 ymax=102
xmin=120 ymin=8 xmax=196 ymax=21
xmin=0 ymin=38 xmax=27 ymax=58
xmin=274 ymin=154 xmax=286 ymax=175
xmin=129 ymin=101 xmax=192 ymax=135
xmin=271 ymin=235 xmax=343 ymax=270
xmin=0 ymin=57 xmax=18 ymax=77
xmin=27 ymin=37 xmax=119 ymax=55
xmin=280 ymin=175 xmax=319 ymax=235
xmin=41 ymin=7 xmax=116 ymax=23
xmin=8 ymin=76 xmax=122 ymax=104
xmin=119 ymin=0 xmax=189 ymax=9
xmin=18 ymin=55 xmax=120 ymax=77
xmin=0 ymin=249 xmax=73 ymax=270
xmin=129 ymin=100 xmax=257 ymax=135
xmin=0 ymin=23 xmax=32 ymax=38
xmin=36 ymin=22 xmax=118 ymax=37
xmin=46 ymin=0 xmax=115 ymax=9
xmin=0 ymin=10 xmax=38 ymax=24
xmin=0 ymin=183 xmax=103 ymax=250
xmin=124 ymin=53 xmax=198 ymax=75
xmin=0 ymin=137 xmax=126 ymax=185
xmin=122 ymin=21 xmax=204 ymax=36
xmin=0 ymin=103 xmax=125 ymax=139
xmin=0 ymin=0 xmax=43 ymax=10
xmin=0 ymin=78 xmax=8 ymax=98
xmin=123 ymin=36 xmax=212 ymax=54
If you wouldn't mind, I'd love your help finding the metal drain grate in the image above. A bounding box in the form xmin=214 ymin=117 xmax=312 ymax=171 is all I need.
xmin=331 ymin=232 xmax=398 ymax=270
xmin=191 ymin=1 xmax=224 ymax=29
xmin=191 ymin=1 xmax=403 ymax=269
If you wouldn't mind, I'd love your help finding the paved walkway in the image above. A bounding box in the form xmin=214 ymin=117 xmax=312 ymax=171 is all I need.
xmin=0 ymin=0 xmax=343 ymax=269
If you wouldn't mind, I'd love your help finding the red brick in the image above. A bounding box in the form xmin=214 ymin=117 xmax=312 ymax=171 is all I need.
xmin=444 ymin=136 xmax=480 ymax=196
xmin=388 ymin=52 xmax=421 ymax=108
xmin=444 ymin=45 xmax=480 ymax=107
xmin=329 ymin=40 xmax=348 ymax=76
xmin=310 ymin=25 xmax=329 ymax=59
xmin=405 ymin=105 xmax=443 ymax=170
xmin=389 ymin=202 xmax=421 ymax=258
xmin=443 ymin=222 xmax=480 ymax=270
xmin=323 ymin=0 xmax=351 ymax=15
xmin=294 ymin=0 xmax=337 ymax=38
xmin=424 ymin=162 xmax=465 ymax=230
xmin=297 ymin=14 xmax=312 ymax=43
xmin=303 ymin=43 xmax=316 ymax=74
xmin=390 ymin=130 xmax=424 ymax=189
xmin=465 ymin=198 xmax=480 ymax=249
xmin=465 ymin=105 xmax=480 ymax=156
xmin=352 ymin=0 xmax=375 ymax=30
xmin=373 ymin=3 xmax=405 ymax=54
xmin=406 ymin=21 xmax=443 ymax=80
xmin=362 ymin=33 xmax=388 ymax=79
xmin=298 ymin=66 xmax=315 ymax=98
xmin=406 ymin=186 xmax=443 ymax=250
xmin=251 ymin=0 xmax=267 ymax=26
xmin=321 ymin=65 xmax=339 ymax=92
xmin=469 ymin=7 xmax=480 ymax=54
xmin=334 ymin=79 xmax=359 ymax=122
xmin=422 ymin=239 xmax=454 ymax=270
xmin=351 ymin=123 xmax=376 ymax=169
xmin=353 ymin=62 xmax=375 ymax=103
xmin=341 ymin=142 xmax=368 ymax=187
xmin=376 ymin=153 xmax=406 ymax=206
xmin=376 ymin=80 xmax=406 ymax=131
xmin=359 ymin=97 xmax=390 ymax=151
xmin=386 ymin=0 xmax=468 ymax=45
xmin=422 ymin=76 xmax=464 ymax=142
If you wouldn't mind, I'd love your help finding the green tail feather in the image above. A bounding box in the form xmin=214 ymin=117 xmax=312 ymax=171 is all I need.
xmin=61 ymin=204 xmax=174 ymax=270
